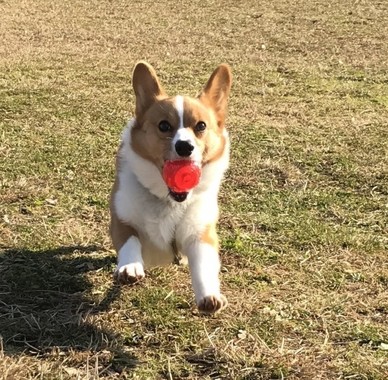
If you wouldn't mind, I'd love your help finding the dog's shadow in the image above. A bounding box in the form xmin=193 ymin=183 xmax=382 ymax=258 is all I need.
xmin=0 ymin=245 xmax=137 ymax=367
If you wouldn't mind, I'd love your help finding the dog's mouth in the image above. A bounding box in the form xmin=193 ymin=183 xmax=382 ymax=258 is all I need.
xmin=169 ymin=189 xmax=188 ymax=202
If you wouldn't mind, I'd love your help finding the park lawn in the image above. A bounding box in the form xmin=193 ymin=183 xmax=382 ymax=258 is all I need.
xmin=0 ymin=0 xmax=387 ymax=379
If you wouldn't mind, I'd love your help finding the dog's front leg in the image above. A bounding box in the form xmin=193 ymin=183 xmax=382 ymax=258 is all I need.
xmin=183 ymin=226 xmax=228 ymax=314
xmin=115 ymin=236 xmax=145 ymax=283
xmin=111 ymin=208 xmax=145 ymax=284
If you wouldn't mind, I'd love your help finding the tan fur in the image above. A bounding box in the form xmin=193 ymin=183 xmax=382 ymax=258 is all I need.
xmin=130 ymin=94 xmax=229 ymax=171
xmin=128 ymin=60 xmax=232 ymax=174
xmin=199 ymin=64 xmax=232 ymax=127
xmin=200 ymin=224 xmax=219 ymax=251
xmin=181 ymin=97 xmax=227 ymax=165
xmin=131 ymin=98 xmax=179 ymax=169
xmin=110 ymin=202 xmax=138 ymax=252
xmin=132 ymin=61 xmax=166 ymax=117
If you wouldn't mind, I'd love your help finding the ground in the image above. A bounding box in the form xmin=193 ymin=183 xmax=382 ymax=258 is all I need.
xmin=0 ymin=0 xmax=387 ymax=379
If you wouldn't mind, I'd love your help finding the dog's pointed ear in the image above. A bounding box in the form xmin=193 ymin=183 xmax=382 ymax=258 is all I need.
xmin=132 ymin=61 xmax=166 ymax=116
xmin=199 ymin=64 xmax=232 ymax=127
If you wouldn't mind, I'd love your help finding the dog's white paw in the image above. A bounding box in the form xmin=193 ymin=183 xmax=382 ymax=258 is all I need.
xmin=114 ymin=263 xmax=145 ymax=284
xmin=197 ymin=294 xmax=228 ymax=314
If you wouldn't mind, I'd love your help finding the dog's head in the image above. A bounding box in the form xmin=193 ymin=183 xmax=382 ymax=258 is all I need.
xmin=130 ymin=61 xmax=232 ymax=201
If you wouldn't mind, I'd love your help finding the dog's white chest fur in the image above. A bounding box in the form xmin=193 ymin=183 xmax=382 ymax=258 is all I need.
xmin=114 ymin=122 xmax=187 ymax=250
xmin=115 ymin=167 xmax=187 ymax=251
xmin=113 ymin=120 xmax=229 ymax=266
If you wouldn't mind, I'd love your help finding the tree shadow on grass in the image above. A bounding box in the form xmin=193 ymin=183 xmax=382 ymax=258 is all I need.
xmin=0 ymin=245 xmax=138 ymax=371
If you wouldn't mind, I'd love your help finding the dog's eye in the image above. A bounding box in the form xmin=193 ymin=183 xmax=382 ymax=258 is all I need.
xmin=195 ymin=121 xmax=206 ymax=132
xmin=158 ymin=120 xmax=172 ymax=132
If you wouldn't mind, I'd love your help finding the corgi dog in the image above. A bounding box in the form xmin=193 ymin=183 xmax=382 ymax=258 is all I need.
xmin=110 ymin=61 xmax=232 ymax=314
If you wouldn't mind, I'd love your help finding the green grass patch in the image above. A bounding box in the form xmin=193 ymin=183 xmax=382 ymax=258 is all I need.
xmin=1 ymin=0 xmax=387 ymax=379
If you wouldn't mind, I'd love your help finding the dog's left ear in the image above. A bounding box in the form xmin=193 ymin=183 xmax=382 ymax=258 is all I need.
xmin=199 ymin=64 xmax=232 ymax=127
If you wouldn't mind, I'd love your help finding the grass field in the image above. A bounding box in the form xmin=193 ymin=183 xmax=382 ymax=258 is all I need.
xmin=1 ymin=0 xmax=387 ymax=379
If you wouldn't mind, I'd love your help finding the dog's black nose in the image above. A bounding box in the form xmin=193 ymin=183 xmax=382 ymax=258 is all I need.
xmin=175 ymin=140 xmax=194 ymax=157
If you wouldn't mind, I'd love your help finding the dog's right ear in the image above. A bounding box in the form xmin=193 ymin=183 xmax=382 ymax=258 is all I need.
xmin=132 ymin=61 xmax=166 ymax=117
xmin=199 ymin=64 xmax=232 ymax=128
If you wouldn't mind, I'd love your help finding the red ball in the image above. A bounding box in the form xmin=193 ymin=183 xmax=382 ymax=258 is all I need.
xmin=163 ymin=160 xmax=201 ymax=193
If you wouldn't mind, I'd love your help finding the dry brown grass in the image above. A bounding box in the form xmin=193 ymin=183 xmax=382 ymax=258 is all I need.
xmin=1 ymin=0 xmax=387 ymax=379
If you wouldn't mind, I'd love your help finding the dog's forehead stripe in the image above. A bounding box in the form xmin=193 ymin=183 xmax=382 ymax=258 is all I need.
xmin=175 ymin=95 xmax=184 ymax=129
xmin=173 ymin=95 xmax=195 ymax=147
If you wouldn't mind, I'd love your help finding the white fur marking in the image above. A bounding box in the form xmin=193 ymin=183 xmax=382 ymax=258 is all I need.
xmin=116 ymin=236 xmax=145 ymax=278
xmin=174 ymin=128 xmax=194 ymax=144
xmin=172 ymin=96 xmax=202 ymax=162
xmin=175 ymin=95 xmax=184 ymax=129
